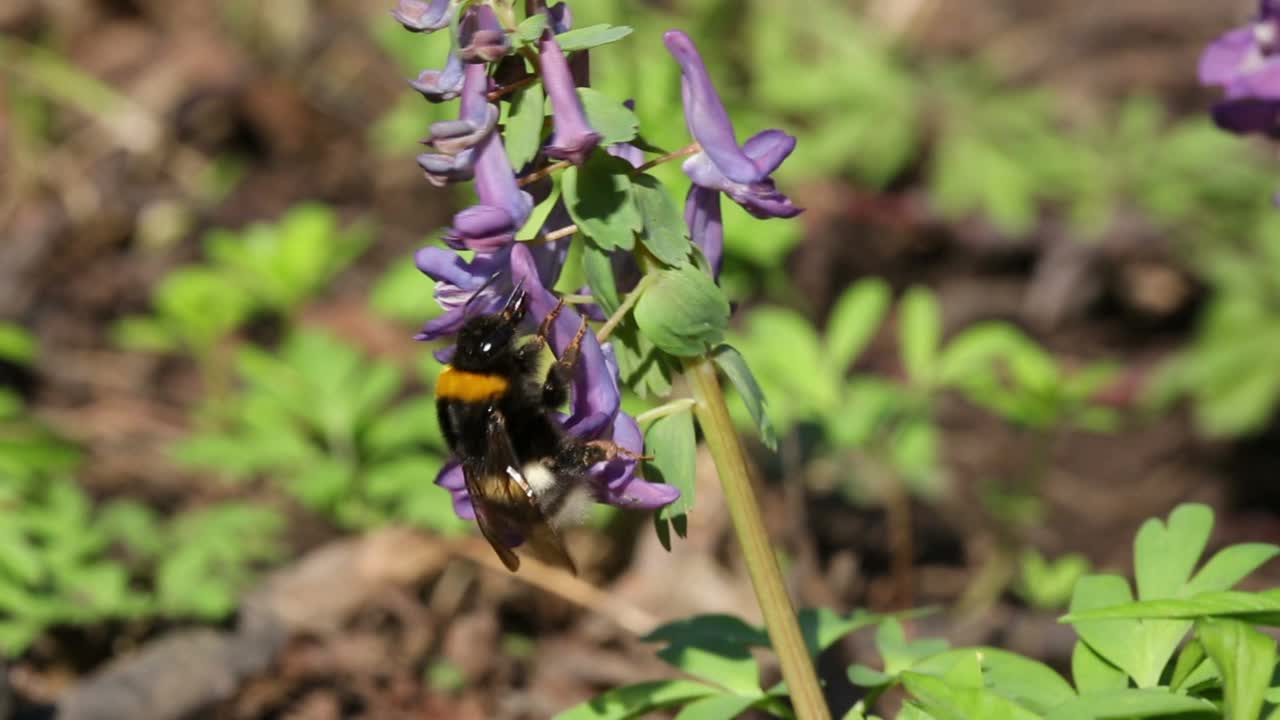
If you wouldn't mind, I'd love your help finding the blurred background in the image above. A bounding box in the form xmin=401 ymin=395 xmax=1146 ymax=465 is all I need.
xmin=2 ymin=0 xmax=1278 ymax=717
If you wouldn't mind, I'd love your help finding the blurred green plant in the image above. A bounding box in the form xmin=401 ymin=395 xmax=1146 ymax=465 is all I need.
xmin=172 ymin=329 xmax=466 ymax=533
xmin=1152 ymin=214 xmax=1280 ymax=437
xmin=566 ymin=504 xmax=1280 ymax=719
xmin=113 ymin=204 xmax=370 ymax=360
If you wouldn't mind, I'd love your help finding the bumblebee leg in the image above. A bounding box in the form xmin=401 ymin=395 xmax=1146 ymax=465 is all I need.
xmin=585 ymin=439 xmax=653 ymax=463
xmin=537 ymin=298 xmax=566 ymax=342
xmin=541 ymin=316 xmax=588 ymax=409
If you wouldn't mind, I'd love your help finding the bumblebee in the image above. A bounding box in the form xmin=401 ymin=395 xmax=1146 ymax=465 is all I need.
xmin=435 ymin=288 xmax=629 ymax=574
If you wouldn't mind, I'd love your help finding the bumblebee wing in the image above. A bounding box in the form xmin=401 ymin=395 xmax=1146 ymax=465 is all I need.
xmin=465 ymin=410 xmax=576 ymax=574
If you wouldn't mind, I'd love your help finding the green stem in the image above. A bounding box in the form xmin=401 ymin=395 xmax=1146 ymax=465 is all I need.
xmin=595 ymin=272 xmax=655 ymax=343
xmin=634 ymin=398 xmax=696 ymax=425
xmin=684 ymin=355 xmax=831 ymax=720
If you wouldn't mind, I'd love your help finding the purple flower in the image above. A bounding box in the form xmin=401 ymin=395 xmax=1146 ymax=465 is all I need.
xmin=416 ymin=62 xmax=499 ymax=186
xmin=391 ymin=0 xmax=451 ymax=33
xmin=457 ymin=4 xmax=509 ymax=63
xmin=685 ymin=186 xmax=724 ymax=277
xmin=663 ymin=30 xmax=801 ymax=219
xmin=1200 ymin=1 xmax=1280 ymax=136
xmin=409 ymin=51 xmax=465 ymax=103
xmin=434 ymin=244 xmax=679 ymax=516
xmin=437 ymin=65 xmax=533 ymax=251
xmin=539 ymin=30 xmax=601 ymax=165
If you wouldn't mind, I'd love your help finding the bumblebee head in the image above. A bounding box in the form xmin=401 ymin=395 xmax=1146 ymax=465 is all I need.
xmin=452 ymin=286 xmax=528 ymax=372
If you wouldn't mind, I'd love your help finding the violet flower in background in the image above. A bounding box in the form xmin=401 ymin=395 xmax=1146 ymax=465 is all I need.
xmin=1200 ymin=0 xmax=1280 ymax=136
xmin=664 ymin=30 xmax=801 ymax=220
xmin=410 ymin=50 xmax=465 ymax=103
xmin=539 ymin=30 xmax=601 ymax=165
xmin=457 ymin=4 xmax=509 ymax=63
xmin=391 ymin=0 xmax=451 ymax=33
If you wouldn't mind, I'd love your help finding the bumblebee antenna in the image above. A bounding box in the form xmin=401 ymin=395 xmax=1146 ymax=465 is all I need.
xmin=462 ymin=271 xmax=504 ymax=317
xmin=502 ymin=278 xmax=528 ymax=321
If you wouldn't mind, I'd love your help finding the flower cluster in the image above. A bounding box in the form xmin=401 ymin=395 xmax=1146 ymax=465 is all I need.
xmin=1200 ymin=0 xmax=1280 ymax=136
xmin=393 ymin=1 xmax=799 ymax=519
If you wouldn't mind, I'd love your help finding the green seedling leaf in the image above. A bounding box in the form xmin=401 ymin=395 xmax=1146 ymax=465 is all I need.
xmin=563 ymin=153 xmax=641 ymax=251
xmin=555 ymin=24 xmax=633 ymax=52
xmin=912 ymin=648 xmax=1076 ymax=715
xmin=672 ymin=694 xmax=760 ymax=720
xmin=1070 ymin=635 xmax=1129 ymax=694
xmin=644 ymin=615 xmax=764 ymax=696
xmin=1186 ymin=543 xmax=1280 ymax=596
xmin=711 ymin=344 xmax=777 ymax=450
xmin=1017 ymin=549 xmax=1091 ymax=610
xmin=506 ymin=84 xmax=545 ymax=171
xmin=554 ymin=679 xmax=720 ymax=720
xmin=1043 ymin=689 xmax=1218 ymax=720
xmin=900 ymin=672 xmax=1043 ymax=720
xmin=632 ymin=173 xmax=690 ymax=267
xmin=899 ymin=286 xmax=941 ymax=386
xmin=0 ymin=323 xmax=37 ymax=365
xmin=797 ymin=607 xmax=884 ymax=656
xmin=513 ymin=14 xmax=548 ymax=45
xmin=645 ymin=409 xmax=696 ymax=529
xmin=1063 ymin=588 xmax=1280 ymax=624
xmin=634 ymin=264 xmax=729 ymax=357
xmin=111 ymin=316 xmax=177 ymax=353
xmin=1198 ymin=617 xmax=1276 ymax=720
xmin=578 ymin=87 xmax=640 ymax=145
xmin=826 ymin=278 xmax=890 ymax=370
xmin=1067 ymin=574 xmax=1145 ymax=686
xmin=850 ymin=618 xmax=950 ymax=687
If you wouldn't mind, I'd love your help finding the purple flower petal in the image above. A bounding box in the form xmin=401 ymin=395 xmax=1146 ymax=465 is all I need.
xmin=548 ymin=2 xmax=572 ymax=34
xmin=1200 ymin=28 xmax=1257 ymax=87
xmin=435 ymin=462 xmax=476 ymax=519
xmin=742 ymin=129 xmax=797 ymax=176
xmin=663 ymin=30 xmax=759 ymax=185
xmin=457 ymin=4 xmax=509 ymax=63
xmin=410 ymin=51 xmax=465 ymax=102
xmin=392 ymin=0 xmax=451 ymax=33
xmin=539 ymin=31 xmax=601 ymax=165
xmin=417 ymin=148 xmax=476 ymax=187
xmin=685 ymin=186 xmax=724 ymax=277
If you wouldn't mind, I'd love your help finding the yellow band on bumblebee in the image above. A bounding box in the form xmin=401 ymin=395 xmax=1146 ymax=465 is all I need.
xmin=436 ymin=366 xmax=510 ymax=401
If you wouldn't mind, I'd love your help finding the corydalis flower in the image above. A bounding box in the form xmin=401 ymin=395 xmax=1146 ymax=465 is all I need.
xmin=1200 ymin=0 xmax=1280 ymax=136
xmin=392 ymin=0 xmax=451 ymax=32
xmin=458 ymin=4 xmax=509 ymax=63
xmin=664 ymin=30 xmax=800 ymax=220
xmin=436 ymin=66 xmax=533 ymax=251
xmin=539 ymin=29 xmax=600 ymax=165
xmin=417 ymin=63 xmax=499 ymax=186
xmin=435 ymin=243 xmax=680 ymax=518
xmin=410 ymin=50 xmax=464 ymax=103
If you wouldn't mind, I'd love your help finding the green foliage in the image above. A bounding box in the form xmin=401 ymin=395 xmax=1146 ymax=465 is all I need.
xmin=0 ymin=323 xmax=37 ymax=366
xmin=114 ymin=204 xmax=370 ymax=358
xmin=1014 ymin=549 xmax=1092 ymax=611
xmin=0 ymin=393 xmax=284 ymax=653
xmin=173 ymin=330 xmax=466 ymax=533
xmin=634 ymin=264 xmax=731 ymax=357
xmin=563 ymin=153 xmax=642 ymax=252
xmin=588 ymin=503 xmax=1277 ymax=719
xmin=645 ymin=408 xmax=696 ymax=541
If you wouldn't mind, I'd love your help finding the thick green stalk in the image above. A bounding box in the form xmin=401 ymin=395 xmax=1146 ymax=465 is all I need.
xmin=684 ymin=355 xmax=831 ymax=720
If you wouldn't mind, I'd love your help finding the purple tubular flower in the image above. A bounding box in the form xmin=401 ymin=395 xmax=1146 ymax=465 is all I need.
xmin=410 ymin=51 xmax=465 ymax=102
xmin=1200 ymin=1 xmax=1280 ymax=136
xmin=663 ymin=30 xmax=801 ymax=219
xmin=436 ymin=462 xmax=474 ymax=519
xmin=441 ymin=65 xmax=533 ymax=251
xmin=548 ymin=2 xmax=572 ymax=34
xmin=391 ymin=0 xmax=451 ymax=32
xmin=457 ymin=4 xmax=509 ymax=63
xmin=685 ymin=186 xmax=724 ymax=277
xmin=539 ymin=30 xmax=601 ymax=165
xmin=416 ymin=59 xmax=498 ymax=187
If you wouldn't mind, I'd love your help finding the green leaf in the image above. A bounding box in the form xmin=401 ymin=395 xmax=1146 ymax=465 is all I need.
xmin=643 ymin=615 xmax=764 ymax=695
xmin=672 ymin=694 xmax=760 ymax=720
xmin=1186 ymin=543 xmax=1280 ymax=596
xmin=513 ymin=14 xmax=548 ymax=45
xmin=900 ymin=672 xmax=1043 ymax=720
xmin=111 ymin=315 xmax=177 ymax=353
xmin=582 ymin=239 xmax=620 ymax=316
xmin=553 ymin=679 xmax=720 ymax=720
xmin=632 ymin=174 xmax=690 ymax=267
xmin=899 ymin=286 xmax=941 ymax=385
xmin=555 ymin=24 xmax=633 ymax=52
xmin=578 ymin=87 xmax=640 ymax=145
xmin=1135 ymin=503 xmax=1212 ymax=602
xmin=912 ymin=648 xmax=1076 ymax=714
xmin=634 ymin=264 xmax=730 ymax=357
xmin=1070 ymin=637 xmax=1129 ymax=694
xmin=1198 ymin=617 xmax=1275 ymax=720
xmin=797 ymin=607 xmax=884 ymax=656
xmin=505 ymin=84 xmax=545 ymax=171
xmin=1067 ymin=574 xmax=1144 ymax=686
xmin=563 ymin=153 xmax=641 ymax=251
xmin=826 ymin=278 xmax=890 ymax=370
xmin=645 ymin=409 xmax=696 ymax=528
xmin=1168 ymin=639 xmax=1211 ymax=692
xmin=517 ymin=181 xmax=563 ymax=241
xmin=0 ymin=323 xmax=37 ymax=365
xmin=711 ymin=344 xmax=777 ymax=450
xmin=1063 ymin=589 xmax=1280 ymax=624
xmin=1043 ymin=689 xmax=1218 ymax=720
